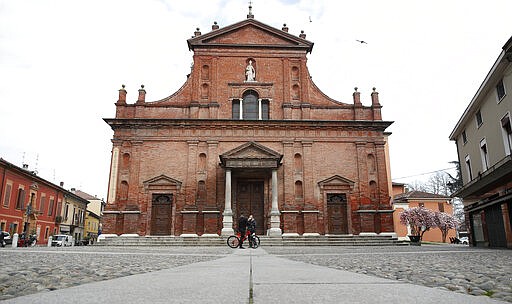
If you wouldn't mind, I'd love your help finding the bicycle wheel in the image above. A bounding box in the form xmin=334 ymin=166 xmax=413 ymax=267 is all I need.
xmin=252 ymin=235 xmax=260 ymax=248
xmin=227 ymin=236 xmax=240 ymax=248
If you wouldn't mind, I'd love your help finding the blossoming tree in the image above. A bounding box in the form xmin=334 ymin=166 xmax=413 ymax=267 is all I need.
xmin=434 ymin=212 xmax=459 ymax=243
xmin=399 ymin=207 xmax=436 ymax=240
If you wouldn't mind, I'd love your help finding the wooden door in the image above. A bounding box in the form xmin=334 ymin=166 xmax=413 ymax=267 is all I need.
xmin=151 ymin=194 xmax=172 ymax=235
xmin=327 ymin=194 xmax=348 ymax=234
xmin=237 ymin=181 xmax=264 ymax=235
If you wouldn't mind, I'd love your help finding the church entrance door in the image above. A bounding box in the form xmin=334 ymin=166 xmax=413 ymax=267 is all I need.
xmin=327 ymin=193 xmax=348 ymax=234
xmin=151 ymin=194 xmax=172 ymax=235
xmin=237 ymin=181 xmax=264 ymax=235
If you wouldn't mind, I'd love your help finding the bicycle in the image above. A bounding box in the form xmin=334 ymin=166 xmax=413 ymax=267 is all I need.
xmin=227 ymin=230 xmax=260 ymax=249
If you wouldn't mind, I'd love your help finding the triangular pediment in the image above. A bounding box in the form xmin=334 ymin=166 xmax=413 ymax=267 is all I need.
xmin=143 ymin=174 xmax=182 ymax=189
xmin=188 ymin=18 xmax=313 ymax=52
xmin=220 ymin=142 xmax=282 ymax=169
xmin=318 ymin=175 xmax=355 ymax=190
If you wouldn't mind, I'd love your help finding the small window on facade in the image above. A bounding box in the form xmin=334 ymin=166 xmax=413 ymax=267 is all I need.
xmin=16 ymin=188 xmax=25 ymax=210
xmin=461 ymin=130 xmax=467 ymax=144
xmin=480 ymin=138 xmax=489 ymax=171
xmin=501 ymin=113 xmax=512 ymax=156
xmin=48 ymin=198 xmax=54 ymax=216
xmin=3 ymin=184 xmax=12 ymax=207
xmin=40 ymin=195 xmax=46 ymax=213
xmin=465 ymin=155 xmax=473 ymax=180
xmin=496 ymin=79 xmax=506 ymax=101
xmin=476 ymin=110 xmax=483 ymax=127
xmin=438 ymin=202 xmax=445 ymax=212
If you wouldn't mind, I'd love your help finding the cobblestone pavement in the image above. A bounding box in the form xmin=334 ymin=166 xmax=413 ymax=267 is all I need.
xmin=1 ymin=245 xmax=511 ymax=302
xmin=0 ymin=246 xmax=232 ymax=301
xmin=265 ymin=245 xmax=512 ymax=302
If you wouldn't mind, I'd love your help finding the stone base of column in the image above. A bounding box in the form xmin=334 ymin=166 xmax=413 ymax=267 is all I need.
xmin=267 ymin=211 xmax=282 ymax=236
xmin=180 ymin=233 xmax=199 ymax=237
xmin=221 ymin=210 xmax=234 ymax=236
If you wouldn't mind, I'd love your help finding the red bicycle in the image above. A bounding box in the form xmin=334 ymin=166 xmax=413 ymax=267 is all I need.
xmin=227 ymin=230 xmax=260 ymax=249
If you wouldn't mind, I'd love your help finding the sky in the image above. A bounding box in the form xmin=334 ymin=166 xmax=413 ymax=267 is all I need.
xmin=0 ymin=0 xmax=511 ymax=200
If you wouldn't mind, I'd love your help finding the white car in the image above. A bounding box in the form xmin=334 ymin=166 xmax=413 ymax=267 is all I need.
xmin=51 ymin=235 xmax=73 ymax=247
xmin=459 ymin=236 xmax=469 ymax=245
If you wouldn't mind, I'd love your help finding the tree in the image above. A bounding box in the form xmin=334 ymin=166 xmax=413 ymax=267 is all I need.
xmin=426 ymin=172 xmax=451 ymax=195
xmin=446 ymin=161 xmax=463 ymax=195
xmin=434 ymin=212 xmax=458 ymax=243
xmin=399 ymin=207 xmax=437 ymax=240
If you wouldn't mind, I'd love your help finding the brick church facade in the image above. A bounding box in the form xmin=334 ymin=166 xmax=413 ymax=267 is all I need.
xmin=103 ymin=12 xmax=395 ymax=237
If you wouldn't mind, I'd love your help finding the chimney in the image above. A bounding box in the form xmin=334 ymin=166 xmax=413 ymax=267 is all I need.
xmin=212 ymin=21 xmax=219 ymax=31
xmin=282 ymin=24 xmax=289 ymax=32
xmin=60 ymin=182 xmax=64 ymax=187
xmin=194 ymin=28 xmax=201 ymax=37
xmin=71 ymin=188 xmax=76 ymax=192
xmin=22 ymin=164 xmax=29 ymax=170
xmin=137 ymin=85 xmax=146 ymax=104
xmin=118 ymin=84 xmax=127 ymax=104
xmin=299 ymin=30 xmax=306 ymax=39
xmin=353 ymin=87 xmax=361 ymax=105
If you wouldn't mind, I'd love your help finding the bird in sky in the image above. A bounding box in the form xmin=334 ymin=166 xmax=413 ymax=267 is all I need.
xmin=356 ymin=40 xmax=368 ymax=44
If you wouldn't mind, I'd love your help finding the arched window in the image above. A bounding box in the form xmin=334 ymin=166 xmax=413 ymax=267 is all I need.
xmin=243 ymin=90 xmax=259 ymax=119
xmin=232 ymin=90 xmax=269 ymax=120
xmin=119 ymin=181 xmax=129 ymax=200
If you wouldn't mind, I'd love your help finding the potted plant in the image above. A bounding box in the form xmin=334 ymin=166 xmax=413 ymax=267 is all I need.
xmin=399 ymin=207 xmax=436 ymax=245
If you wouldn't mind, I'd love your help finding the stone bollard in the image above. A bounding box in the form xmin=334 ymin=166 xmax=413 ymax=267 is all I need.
xmin=12 ymin=233 xmax=18 ymax=248
xmin=47 ymin=236 xmax=52 ymax=247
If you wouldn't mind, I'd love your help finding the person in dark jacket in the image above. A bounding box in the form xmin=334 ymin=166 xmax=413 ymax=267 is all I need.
xmin=238 ymin=214 xmax=248 ymax=249
xmin=247 ymin=215 xmax=256 ymax=248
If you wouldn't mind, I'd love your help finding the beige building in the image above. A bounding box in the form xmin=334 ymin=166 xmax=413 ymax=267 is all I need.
xmin=449 ymin=35 xmax=512 ymax=248
xmin=58 ymin=189 xmax=88 ymax=243
xmin=73 ymin=189 xmax=105 ymax=242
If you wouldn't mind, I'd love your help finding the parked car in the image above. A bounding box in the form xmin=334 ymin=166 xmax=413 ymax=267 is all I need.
xmin=459 ymin=236 xmax=469 ymax=245
xmin=51 ymin=235 xmax=73 ymax=247
xmin=1 ymin=231 xmax=11 ymax=245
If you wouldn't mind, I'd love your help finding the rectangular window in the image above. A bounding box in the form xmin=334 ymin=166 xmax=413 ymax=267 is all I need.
xmin=15 ymin=188 xmax=25 ymax=210
xmin=501 ymin=113 xmax=512 ymax=156
xmin=476 ymin=110 xmax=483 ymax=127
xmin=3 ymin=184 xmax=12 ymax=207
xmin=232 ymin=99 xmax=240 ymax=119
xmin=44 ymin=227 xmax=49 ymax=240
xmin=48 ymin=198 xmax=55 ymax=216
xmin=465 ymin=155 xmax=473 ymax=180
xmin=497 ymin=79 xmax=506 ymax=101
xmin=438 ymin=203 xmax=445 ymax=212
xmin=40 ymin=195 xmax=46 ymax=213
xmin=64 ymin=204 xmax=69 ymax=220
xmin=480 ymin=139 xmax=489 ymax=171
xmin=462 ymin=130 xmax=467 ymax=145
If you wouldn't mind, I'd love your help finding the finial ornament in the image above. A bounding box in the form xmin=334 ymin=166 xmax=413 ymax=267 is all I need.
xmin=141 ymin=84 xmax=145 ymax=89
xmin=121 ymin=84 xmax=126 ymax=89
xmin=373 ymin=87 xmax=376 ymax=92
xmin=247 ymin=0 xmax=254 ymax=18
xmin=354 ymin=87 xmax=358 ymax=92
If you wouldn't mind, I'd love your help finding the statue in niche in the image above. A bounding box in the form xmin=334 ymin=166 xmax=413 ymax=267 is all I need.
xmin=245 ymin=60 xmax=256 ymax=82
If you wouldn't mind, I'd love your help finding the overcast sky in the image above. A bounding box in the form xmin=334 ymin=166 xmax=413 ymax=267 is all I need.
xmin=0 ymin=0 xmax=511 ymax=200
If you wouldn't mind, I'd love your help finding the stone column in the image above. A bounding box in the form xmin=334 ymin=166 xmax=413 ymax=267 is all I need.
xmin=268 ymin=169 xmax=282 ymax=236
xmin=258 ymin=98 xmax=262 ymax=120
xmin=221 ymin=169 xmax=234 ymax=235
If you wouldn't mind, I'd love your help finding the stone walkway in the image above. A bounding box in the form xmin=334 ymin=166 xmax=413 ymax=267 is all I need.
xmin=0 ymin=245 xmax=510 ymax=302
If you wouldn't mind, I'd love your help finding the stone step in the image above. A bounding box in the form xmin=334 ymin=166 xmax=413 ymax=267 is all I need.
xmin=95 ymin=235 xmax=408 ymax=247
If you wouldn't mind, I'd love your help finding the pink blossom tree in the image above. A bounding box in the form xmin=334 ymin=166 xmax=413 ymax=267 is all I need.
xmin=434 ymin=212 xmax=459 ymax=243
xmin=399 ymin=207 xmax=437 ymax=240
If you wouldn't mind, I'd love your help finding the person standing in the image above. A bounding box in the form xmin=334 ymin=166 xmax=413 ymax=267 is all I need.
xmin=247 ymin=215 xmax=256 ymax=248
xmin=238 ymin=214 xmax=248 ymax=249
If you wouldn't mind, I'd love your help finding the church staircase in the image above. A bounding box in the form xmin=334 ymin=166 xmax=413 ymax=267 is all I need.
xmin=94 ymin=235 xmax=408 ymax=247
